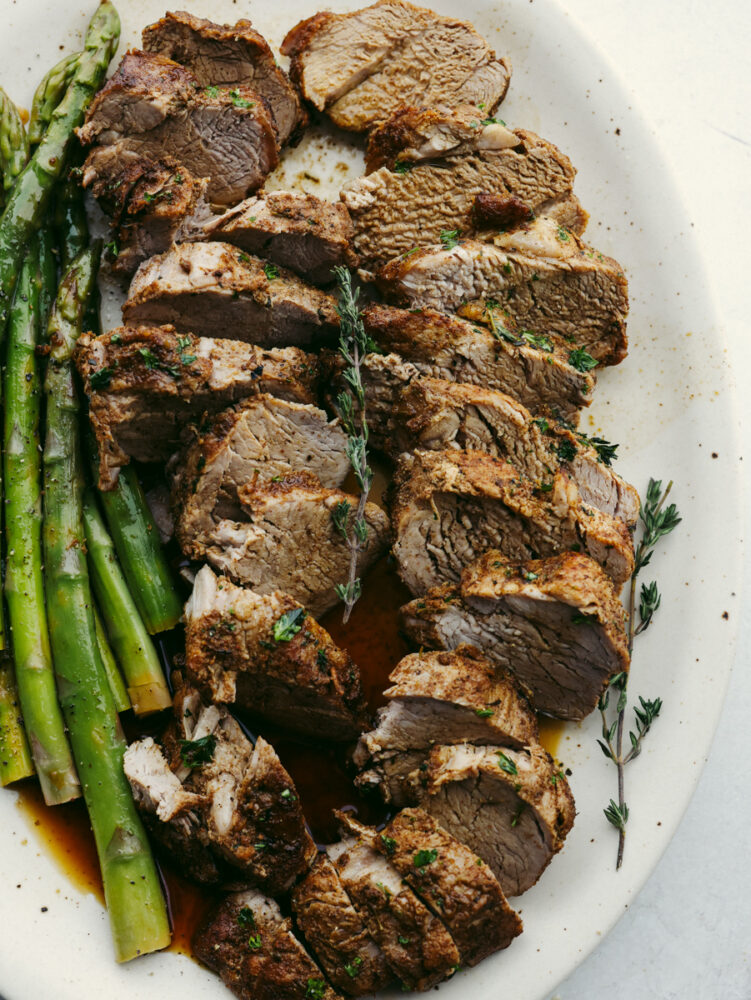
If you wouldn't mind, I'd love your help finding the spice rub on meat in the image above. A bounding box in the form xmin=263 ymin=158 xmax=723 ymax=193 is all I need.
xmin=123 ymin=678 xmax=315 ymax=894
xmin=142 ymin=10 xmax=304 ymax=144
xmin=123 ymin=242 xmax=339 ymax=347
xmin=343 ymin=106 xmax=586 ymax=271
xmin=391 ymin=449 xmax=635 ymax=595
xmin=184 ymin=566 xmax=369 ymax=741
xmin=281 ymin=0 xmax=511 ymax=133
xmin=74 ymin=324 xmax=320 ymax=490
xmin=401 ymin=551 xmax=630 ymax=720
xmin=194 ymin=889 xmax=343 ymax=1000
xmin=78 ymin=50 xmax=279 ymax=206
xmin=378 ymin=216 xmax=629 ymax=366
xmin=181 ymin=471 xmax=390 ymax=617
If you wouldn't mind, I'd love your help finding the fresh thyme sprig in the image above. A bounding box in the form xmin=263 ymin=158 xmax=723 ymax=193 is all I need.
xmin=331 ymin=267 xmax=377 ymax=623
xmin=598 ymin=478 xmax=681 ymax=869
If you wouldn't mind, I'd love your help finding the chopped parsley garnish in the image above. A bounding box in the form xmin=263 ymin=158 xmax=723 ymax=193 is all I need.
xmin=475 ymin=708 xmax=494 ymax=718
xmin=205 ymin=85 xmax=220 ymax=98
xmin=89 ymin=367 xmax=114 ymax=390
xmin=237 ymin=252 xmax=251 ymax=264
xmin=556 ymin=226 xmax=570 ymax=242
xmin=523 ymin=571 xmax=539 ymax=582
xmin=511 ymin=803 xmax=525 ymax=827
xmin=555 ymin=439 xmax=577 ymax=462
xmin=280 ymin=788 xmax=296 ymax=802
xmin=179 ymin=734 xmax=217 ymax=769
xmin=393 ymin=159 xmax=412 ymax=174
xmin=316 ymin=648 xmax=329 ymax=668
xmin=380 ymin=834 xmax=397 ymax=855
xmin=230 ymin=89 xmax=254 ymax=108
xmin=237 ymin=907 xmax=256 ymax=928
xmin=550 ymin=771 xmax=566 ymax=786
xmin=264 ymin=263 xmax=280 ymax=281
xmin=496 ymin=752 xmax=518 ymax=776
xmin=413 ymin=848 xmax=438 ymax=868
xmin=104 ymin=239 xmax=119 ymax=258
xmin=568 ymin=348 xmax=598 ymax=372
xmin=481 ymin=116 xmax=507 ymax=127
xmin=572 ymin=612 xmax=597 ymax=625
xmin=344 ymin=957 xmax=363 ymax=978
xmin=398 ymin=936 xmax=411 ymax=945
xmin=272 ymin=607 xmax=305 ymax=641
xmin=439 ymin=229 xmax=461 ymax=250
xmin=305 ymin=978 xmax=326 ymax=999
xmin=521 ymin=330 xmax=553 ymax=352
xmin=248 ymin=933 xmax=262 ymax=950
xmin=582 ymin=434 xmax=619 ymax=466
xmin=533 ymin=417 xmax=549 ymax=433
xmin=376 ymin=881 xmax=392 ymax=898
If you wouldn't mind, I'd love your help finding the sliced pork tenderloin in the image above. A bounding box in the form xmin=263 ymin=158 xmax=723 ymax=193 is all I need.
xmin=354 ymin=646 xmax=537 ymax=803
xmin=194 ymin=889 xmax=342 ymax=1000
xmin=344 ymin=108 xmax=586 ymax=270
xmin=281 ymin=1 xmax=510 ymax=133
xmin=375 ymin=807 xmax=523 ymax=966
xmin=402 ymin=551 xmax=629 ymax=720
xmin=391 ymin=449 xmax=635 ymax=593
xmin=200 ymin=190 xmax=358 ymax=284
xmin=170 ymin=394 xmax=349 ymax=543
xmin=328 ymin=813 xmax=461 ymax=991
xmin=124 ymin=678 xmax=315 ymax=892
xmin=378 ymin=217 xmax=629 ymax=366
xmin=142 ymin=10 xmax=304 ymax=144
xmin=417 ymin=743 xmax=575 ymax=896
xmin=185 ymin=472 xmax=390 ymax=617
xmin=369 ymin=374 xmax=638 ymax=526
xmin=74 ymin=325 xmax=319 ymax=490
xmin=123 ymin=242 xmax=339 ymax=346
xmin=78 ymin=50 xmax=279 ymax=206
xmin=361 ymin=305 xmax=594 ymax=425
xmin=291 ymin=854 xmax=392 ymax=996
xmin=184 ymin=566 xmax=368 ymax=741
xmin=82 ymin=147 xmax=213 ymax=277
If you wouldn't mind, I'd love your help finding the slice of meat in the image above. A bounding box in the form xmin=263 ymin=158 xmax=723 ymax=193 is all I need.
xmin=291 ymin=854 xmax=392 ymax=996
xmin=362 ymin=305 xmax=594 ymax=425
xmin=123 ymin=242 xmax=339 ymax=346
xmin=201 ymin=191 xmax=357 ymax=285
xmin=343 ymin=111 xmax=586 ymax=270
xmin=186 ymin=472 xmax=390 ymax=617
xmin=378 ymin=217 xmax=629 ymax=365
xmin=78 ymin=50 xmax=279 ymax=206
xmin=170 ymin=394 xmax=349 ymax=544
xmin=353 ymin=645 xmax=537 ymax=805
xmin=193 ymin=889 xmax=342 ymax=1000
xmin=142 ymin=11 xmax=304 ymax=144
xmin=375 ymin=807 xmax=522 ymax=966
xmin=373 ymin=374 xmax=638 ymax=525
xmin=328 ymin=813 xmax=460 ymax=990
xmin=74 ymin=325 xmax=319 ymax=490
xmin=354 ymin=645 xmax=537 ymax=765
xmin=184 ymin=566 xmax=369 ymax=741
xmin=82 ymin=146 xmax=213 ymax=277
xmin=401 ymin=551 xmax=630 ymax=720
xmin=391 ymin=449 xmax=635 ymax=593
xmin=281 ymin=1 xmax=511 ymax=133
xmin=124 ymin=678 xmax=316 ymax=892
xmin=416 ymin=743 xmax=575 ymax=896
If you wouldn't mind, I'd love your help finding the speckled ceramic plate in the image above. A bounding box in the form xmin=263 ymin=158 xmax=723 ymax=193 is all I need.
xmin=0 ymin=2 xmax=742 ymax=999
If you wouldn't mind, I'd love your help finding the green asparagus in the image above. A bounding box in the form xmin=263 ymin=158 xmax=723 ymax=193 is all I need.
xmin=0 ymin=657 xmax=33 ymax=786
xmin=93 ymin=606 xmax=130 ymax=714
xmin=28 ymin=52 xmax=81 ymax=148
xmin=44 ymin=246 xmax=170 ymax=961
xmin=0 ymin=88 xmax=29 ymax=210
xmin=4 ymin=238 xmax=80 ymax=804
xmin=84 ymin=490 xmax=171 ymax=715
xmin=0 ymin=1 xmax=119 ymax=331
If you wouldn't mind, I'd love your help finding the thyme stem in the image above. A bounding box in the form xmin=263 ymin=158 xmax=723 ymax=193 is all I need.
xmin=598 ymin=478 xmax=681 ymax=869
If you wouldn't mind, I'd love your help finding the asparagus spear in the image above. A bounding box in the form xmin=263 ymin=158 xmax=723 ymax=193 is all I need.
xmin=0 ymin=1 xmax=120 ymax=331
xmin=4 ymin=238 xmax=80 ymax=803
xmin=44 ymin=246 xmax=170 ymax=961
xmin=28 ymin=52 xmax=81 ymax=148
xmin=83 ymin=490 xmax=171 ymax=715
xmin=0 ymin=89 xmax=29 ymax=210
xmin=93 ymin=606 xmax=130 ymax=714
xmin=0 ymin=658 xmax=32 ymax=786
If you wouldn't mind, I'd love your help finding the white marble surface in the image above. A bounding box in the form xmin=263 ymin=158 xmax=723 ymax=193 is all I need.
xmin=549 ymin=1 xmax=751 ymax=997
